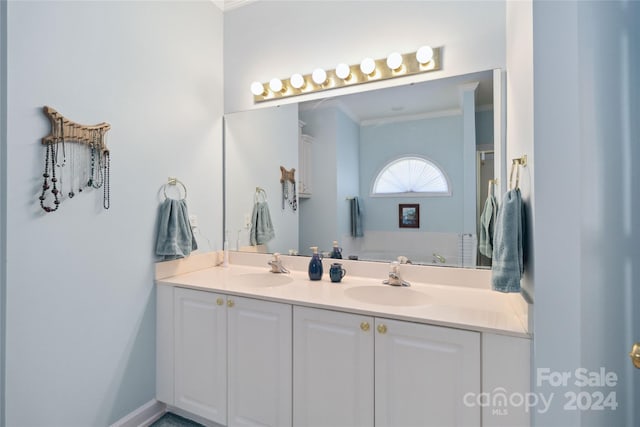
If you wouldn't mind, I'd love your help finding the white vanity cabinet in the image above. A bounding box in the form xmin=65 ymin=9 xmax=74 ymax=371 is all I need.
xmin=293 ymin=307 xmax=374 ymax=427
xmin=173 ymin=287 xmax=227 ymax=424
xmin=227 ymin=295 xmax=292 ymax=427
xmin=157 ymin=286 xmax=292 ymax=427
xmin=375 ymin=318 xmax=481 ymax=427
xmin=293 ymin=306 xmax=481 ymax=427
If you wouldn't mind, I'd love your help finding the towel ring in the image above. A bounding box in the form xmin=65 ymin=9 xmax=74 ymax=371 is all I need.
xmin=255 ymin=187 xmax=267 ymax=203
xmin=163 ymin=177 xmax=187 ymax=200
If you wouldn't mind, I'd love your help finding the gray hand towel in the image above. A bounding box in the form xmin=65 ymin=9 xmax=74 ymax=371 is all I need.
xmin=491 ymin=189 xmax=524 ymax=292
xmin=478 ymin=194 xmax=497 ymax=258
xmin=250 ymin=201 xmax=275 ymax=245
xmin=350 ymin=197 xmax=364 ymax=237
xmin=155 ymin=198 xmax=198 ymax=260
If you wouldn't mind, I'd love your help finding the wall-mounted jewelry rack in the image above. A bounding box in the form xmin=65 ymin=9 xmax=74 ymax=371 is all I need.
xmin=39 ymin=106 xmax=112 ymax=213
xmin=42 ymin=106 xmax=111 ymax=151
xmin=279 ymin=166 xmax=297 ymax=211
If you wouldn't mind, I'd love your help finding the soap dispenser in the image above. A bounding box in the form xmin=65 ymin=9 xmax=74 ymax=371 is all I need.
xmin=308 ymin=246 xmax=323 ymax=281
xmin=329 ymin=241 xmax=343 ymax=259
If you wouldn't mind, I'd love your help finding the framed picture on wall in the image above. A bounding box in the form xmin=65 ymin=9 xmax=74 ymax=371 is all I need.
xmin=398 ymin=204 xmax=420 ymax=228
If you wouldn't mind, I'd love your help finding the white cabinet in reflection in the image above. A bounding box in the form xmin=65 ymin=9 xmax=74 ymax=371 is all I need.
xmin=293 ymin=307 xmax=374 ymax=427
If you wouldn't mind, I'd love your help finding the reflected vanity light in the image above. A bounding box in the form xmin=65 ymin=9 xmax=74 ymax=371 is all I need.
xmin=250 ymin=45 xmax=441 ymax=102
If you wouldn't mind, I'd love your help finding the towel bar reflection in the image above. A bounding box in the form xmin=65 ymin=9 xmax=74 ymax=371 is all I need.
xmin=164 ymin=177 xmax=187 ymax=200
xmin=509 ymin=155 xmax=527 ymax=190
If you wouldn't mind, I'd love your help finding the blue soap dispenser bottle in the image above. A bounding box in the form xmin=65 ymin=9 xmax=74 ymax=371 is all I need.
xmin=308 ymin=246 xmax=323 ymax=281
xmin=330 ymin=240 xmax=343 ymax=259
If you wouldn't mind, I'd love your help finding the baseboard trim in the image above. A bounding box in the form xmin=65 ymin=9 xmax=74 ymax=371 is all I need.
xmin=110 ymin=399 xmax=166 ymax=427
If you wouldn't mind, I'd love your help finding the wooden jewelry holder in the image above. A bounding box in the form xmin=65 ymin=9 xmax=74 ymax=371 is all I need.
xmin=38 ymin=106 xmax=112 ymax=213
xmin=279 ymin=166 xmax=296 ymax=185
xmin=42 ymin=106 xmax=111 ymax=151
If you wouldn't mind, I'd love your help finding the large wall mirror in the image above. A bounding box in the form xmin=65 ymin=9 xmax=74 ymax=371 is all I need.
xmin=224 ymin=69 xmax=504 ymax=268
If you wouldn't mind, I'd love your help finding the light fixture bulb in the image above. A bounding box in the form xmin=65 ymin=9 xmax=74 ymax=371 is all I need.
xmin=312 ymin=68 xmax=327 ymax=85
xmin=416 ymin=46 xmax=434 ymax=64
xmin=335 ymin=63 xmax=351 ymax=80
xmin=290 ymin=73 xmax=305 ymax=89
xmin=250 ymin=81 xmax=266 ymax=96
xmin=386 ymin=52 xmax=403 ymax=71
xmin=360 ymin=57 xmax=376 ymax=76
xmin=269 ymin=78 xmax=283 ymax=93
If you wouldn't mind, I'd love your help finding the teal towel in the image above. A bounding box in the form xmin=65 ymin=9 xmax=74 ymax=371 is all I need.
xmin=250 ymin=201 xmax=275 ymax=245
xmin=155 ymin=199 xmax=198 ymax=260
xmin=491 ymin=189 xmax=524 ymax=292
xmin=479 ymin=194 xmax=497 ymax=258
xmin=350 ymin=197 xmax=363 ymax=237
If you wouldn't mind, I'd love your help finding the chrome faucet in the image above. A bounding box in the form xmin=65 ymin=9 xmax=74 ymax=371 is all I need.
xmin=383 ymin=261 xmax=410 ymax=287
xmin=432 ymin=252 xmax=446 ymax=264
xmin=268 ymin=253 xmax=289 ymax=274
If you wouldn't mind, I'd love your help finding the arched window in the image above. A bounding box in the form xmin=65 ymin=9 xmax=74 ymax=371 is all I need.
xmin=371 ymin=156 xmax=451 ymax=196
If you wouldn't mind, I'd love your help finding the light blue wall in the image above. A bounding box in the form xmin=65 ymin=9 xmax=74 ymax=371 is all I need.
xmin=476 ymin=109 xmax=494 ymax=146
xmin=360 ymin=115 xmax=464 ymax=232
xmin=299 ymin=107 xmax=359 ymax=253
xmin=335 ymin=110 xmax=360 ymax=242
xmin=299 ymin=108 xmax=338 ymax=254
xmin=0 ymin=0 xmax=7 ymax=424
xmin=4 ymin=1 xmax=223 ymax=426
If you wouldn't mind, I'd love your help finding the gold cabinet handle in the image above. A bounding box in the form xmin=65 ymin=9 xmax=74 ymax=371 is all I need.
xmin=630 ymin=342 xmax=640 ymax=369
xmin=360 ymin=322 xmax=370 ymax=332
xmin=377 ymin=324 xmax=387 ymax=334
xmin=216 ymin=297 xmax=224 ymax=306
xmin=227 ymin=299 xmax=235 ymax=308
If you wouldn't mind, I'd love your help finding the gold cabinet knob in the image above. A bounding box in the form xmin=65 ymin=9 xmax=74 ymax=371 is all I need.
xmin=216 ymin=297 xmax=224 ymax=306
xmin=227 ymin=299 xmax=235 ymax=308
xmin=377 ymin=324 xmax=387 ymax=334
xmin=630 ymin=342 xmax=640 ymax=369
xmin=360 ymin=322 xmax=370 ymax=332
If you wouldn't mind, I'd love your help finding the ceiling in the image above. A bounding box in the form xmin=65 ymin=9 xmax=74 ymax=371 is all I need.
xmin=299 ymin=70 xmax=494 ymax=124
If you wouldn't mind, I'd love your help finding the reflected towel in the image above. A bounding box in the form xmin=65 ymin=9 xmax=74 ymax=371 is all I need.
xmin=491 ymin=189 xmax=524 ymax=292
xmin=250 ymin=201 xmax=275 ymax=245
xmin=350 ymin=197 xmax=363 ymax=237
xmin=478 ymin=194 xmax=498 ymax=258
xmin=155 ymin=198 xmax=198 ymax=260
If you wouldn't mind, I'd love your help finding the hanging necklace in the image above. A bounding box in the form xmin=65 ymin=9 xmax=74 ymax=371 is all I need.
xmin=39 ymin=141 xmax=60 ymax=213
xmin=103 ymin=149 xmax=110 ymax=209
xmin=68 ymin=139 xmax=75 ymax=198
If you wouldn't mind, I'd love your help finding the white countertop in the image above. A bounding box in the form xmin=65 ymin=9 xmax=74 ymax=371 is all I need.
xmin=157 ymin=254 xmax=530 ymax=338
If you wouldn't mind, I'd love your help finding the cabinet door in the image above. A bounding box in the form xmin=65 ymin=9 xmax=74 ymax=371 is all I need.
xmin=293 ymin=306 xmax=374 ymax=427
xmin=227 ymin=296 xmax=292 ymax=427
xmin=375 ymin=318 xmax=481 ymax=427
xmin=174 ymin=287 xmax=227 ymax=424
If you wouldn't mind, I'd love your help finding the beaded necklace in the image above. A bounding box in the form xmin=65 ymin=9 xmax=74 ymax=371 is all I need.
xmin=39 ymin=141 xmax=60 ymax=213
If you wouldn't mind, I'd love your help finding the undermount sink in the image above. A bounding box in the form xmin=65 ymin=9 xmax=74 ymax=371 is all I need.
xmin=344 ymin=285 xmax=430 ymax=307
xmin=233 ymin=273 xmax=293 ymax=288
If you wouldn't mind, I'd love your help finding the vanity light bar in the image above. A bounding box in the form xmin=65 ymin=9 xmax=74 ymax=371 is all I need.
xmin=251 ymin=46 xmax=442 ymax=103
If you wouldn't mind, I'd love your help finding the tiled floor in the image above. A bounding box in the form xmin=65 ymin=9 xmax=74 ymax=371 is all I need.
xmin=150 ymin=412 xmax=204 ymax=427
